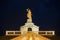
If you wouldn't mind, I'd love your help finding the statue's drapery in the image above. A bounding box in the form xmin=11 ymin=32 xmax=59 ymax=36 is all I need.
xmin=27 ymin=8 xmax=32 ymax=19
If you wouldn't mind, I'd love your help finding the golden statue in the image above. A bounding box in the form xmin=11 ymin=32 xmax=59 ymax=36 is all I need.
xmin=27 ymin=8 xmax=32 ymax=19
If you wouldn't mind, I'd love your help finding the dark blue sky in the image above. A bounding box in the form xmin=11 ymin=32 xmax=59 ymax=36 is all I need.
xmin=0 ymin=0 xmax=60 ymax=36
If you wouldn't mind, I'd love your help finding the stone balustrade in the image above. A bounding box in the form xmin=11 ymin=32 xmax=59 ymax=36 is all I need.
xmin=6 ymin=31 xmax=55 ymax=36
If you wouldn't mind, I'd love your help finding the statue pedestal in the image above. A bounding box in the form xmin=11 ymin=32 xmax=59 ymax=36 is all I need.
xmin=27 ymin=19 xmax=32 ymax=23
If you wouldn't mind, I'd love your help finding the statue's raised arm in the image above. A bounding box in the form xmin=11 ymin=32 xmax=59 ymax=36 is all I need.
xmin=27 ymin=8 xmax=32 ymax=19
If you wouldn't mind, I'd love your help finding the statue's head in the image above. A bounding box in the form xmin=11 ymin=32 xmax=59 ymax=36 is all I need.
xmin=27 ymin=8 xmax=31 ymax=12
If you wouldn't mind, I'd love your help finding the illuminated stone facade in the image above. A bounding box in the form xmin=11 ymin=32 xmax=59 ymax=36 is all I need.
xmin=20 ymin=19 xmax=39 ymax=34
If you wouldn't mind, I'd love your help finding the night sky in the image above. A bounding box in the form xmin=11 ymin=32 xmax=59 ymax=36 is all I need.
xmin=0 ymin=0 xmax=60 ymax=36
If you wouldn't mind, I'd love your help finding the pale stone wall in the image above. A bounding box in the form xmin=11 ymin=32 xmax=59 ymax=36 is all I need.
xmin=20 ymin=23 xmax=39 ymax=34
